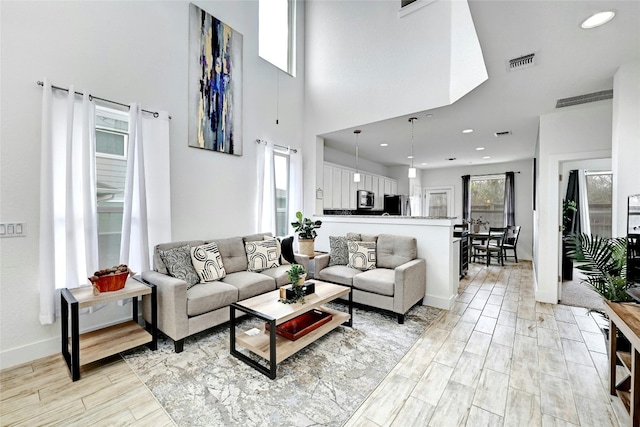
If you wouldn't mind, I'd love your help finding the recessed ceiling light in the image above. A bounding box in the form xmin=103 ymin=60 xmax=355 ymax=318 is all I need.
xmin=476 ymin=147 xmax=485 ymax=151
xmin=380 ymin=143 xmax=388 ymax=147
xmin=581 ymin=11 xmax=615 ymax=29
xmin=421 ymin=162 xmax=428 ymax=165
xmin=407 ymin=155 xmax=414 ymax=159
xmin=425 ymin=114 xmax=433 ymax=118
xmin=462 ymin=129 xmax=474 ymax=134
xmin=483 ymin=156 xmax=491 ymax=159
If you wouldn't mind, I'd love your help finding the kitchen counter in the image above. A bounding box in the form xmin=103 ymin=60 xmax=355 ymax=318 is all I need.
xmin=313 ymin=215 xmax=459 ymax=310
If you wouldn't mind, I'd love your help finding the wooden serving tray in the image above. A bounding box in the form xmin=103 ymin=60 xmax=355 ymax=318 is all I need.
xmin=267 ymin=309 xmax=333 ymax=341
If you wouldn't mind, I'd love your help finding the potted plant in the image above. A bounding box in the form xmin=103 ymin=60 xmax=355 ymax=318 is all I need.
xmin=286 ymin=264 xmax=307 ymax=287
xmin=280 ymin=264 xmax=311 ymax=304
xmin=464 ymin=217 xmax=489 ymax=233
xmin=291 ymin=211 xmax=322 ymax=256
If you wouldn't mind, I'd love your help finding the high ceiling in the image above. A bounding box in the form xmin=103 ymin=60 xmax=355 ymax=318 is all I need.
xmin=321 ymin=0 xmax=640 ymax=170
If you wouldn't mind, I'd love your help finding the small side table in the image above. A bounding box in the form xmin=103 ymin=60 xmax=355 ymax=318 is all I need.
xmin=61 ymin=278 xmax=157 ymax=381
xmin=296 ymin=251 xmax=326 ymax=278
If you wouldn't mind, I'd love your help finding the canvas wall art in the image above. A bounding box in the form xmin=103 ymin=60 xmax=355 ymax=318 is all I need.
xmin=188 ymin=3 xmax=243 ymax=155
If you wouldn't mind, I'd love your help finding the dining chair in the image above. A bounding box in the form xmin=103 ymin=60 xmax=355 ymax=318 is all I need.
xmin=472 ymin=227 xmax=506 ymax=266
xmin=503 ymin=225 xmax=521 ymax=263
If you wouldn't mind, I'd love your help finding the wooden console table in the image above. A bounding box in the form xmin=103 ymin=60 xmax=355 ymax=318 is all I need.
xmin=61 ymin=278 xmax=157 ymax=381
xmin=604 ymin=301 xmax=640 ymax=426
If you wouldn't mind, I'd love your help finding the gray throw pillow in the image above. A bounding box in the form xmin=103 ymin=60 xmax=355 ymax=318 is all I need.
xmin=158 ymin=244 xmax=200 ymax=289
xmin=329 ymin=236 xmax=349 ymax=266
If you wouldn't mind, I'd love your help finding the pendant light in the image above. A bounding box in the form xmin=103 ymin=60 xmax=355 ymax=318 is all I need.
xmin=408 ymin=117 xmax=417 ymax=178
xmin=353 ymin=129 xmax=362 ymax=183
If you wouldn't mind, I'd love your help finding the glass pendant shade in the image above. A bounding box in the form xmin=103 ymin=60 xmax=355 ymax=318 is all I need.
xmin=353 ymin=173 xmax=361 ymax=183
xmin=408 ymin=167 xmax=417 ymax=179
xmin=407 ymin=117 xmax=417 ymax=179
xmin=353 ymin=129 xmax=361 ymax=183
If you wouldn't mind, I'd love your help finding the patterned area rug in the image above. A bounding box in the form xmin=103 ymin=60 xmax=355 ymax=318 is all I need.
xmin=123 ymin=302 xmax=442 ymax=426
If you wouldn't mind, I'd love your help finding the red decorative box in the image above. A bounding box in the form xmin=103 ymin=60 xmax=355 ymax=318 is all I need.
xmin=94 ymin=272 xmax=128 ymax=292
xmin=266 ymin=309 xmax=333 ymax=341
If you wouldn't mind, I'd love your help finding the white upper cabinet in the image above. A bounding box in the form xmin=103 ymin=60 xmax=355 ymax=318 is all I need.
xmin=323 ymin=162 xmax=397 ymax=210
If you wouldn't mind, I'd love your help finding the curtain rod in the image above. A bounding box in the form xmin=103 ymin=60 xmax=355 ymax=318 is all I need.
xmin=255 ymin=139 xmax=298 ymax=153
xmin=464 ymin=171 xmax=520 ymax=178
xmin=36 ymin=81 xmax=172 ymax=120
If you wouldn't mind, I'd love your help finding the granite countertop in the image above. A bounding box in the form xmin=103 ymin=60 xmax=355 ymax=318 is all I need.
xmin=318 ymin=214 xmax=457 ymax=219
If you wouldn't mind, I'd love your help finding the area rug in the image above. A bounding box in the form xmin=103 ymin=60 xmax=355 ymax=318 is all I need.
xmin=560 ymin=270 xmax=605 ymax=311
xmin=123 ymin=303 xmax=442 ymax=426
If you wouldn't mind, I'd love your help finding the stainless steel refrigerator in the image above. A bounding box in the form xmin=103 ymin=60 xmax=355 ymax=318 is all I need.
xmin=383 ymin=195 xmax=411 ymax=216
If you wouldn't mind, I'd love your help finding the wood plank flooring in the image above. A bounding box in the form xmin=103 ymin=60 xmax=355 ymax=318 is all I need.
xmin=345 ymin=261 xmax=631 ymax=427
xmin=0 ymin=261 xmax=630 ymax=426
xmin=0 ymin=355 xmax=173 ymax=426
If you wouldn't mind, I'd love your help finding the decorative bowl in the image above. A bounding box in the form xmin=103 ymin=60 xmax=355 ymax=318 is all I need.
xmin=94 ymin=271 xmax=128 ymax=293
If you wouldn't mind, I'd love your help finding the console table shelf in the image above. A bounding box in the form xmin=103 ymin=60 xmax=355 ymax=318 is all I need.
xmin=604 ymin=301 xmax=640 ymax=426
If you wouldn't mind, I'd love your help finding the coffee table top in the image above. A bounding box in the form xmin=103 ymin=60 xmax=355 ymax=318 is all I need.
xmin=233 ymin=280 xmax=350 ymax=325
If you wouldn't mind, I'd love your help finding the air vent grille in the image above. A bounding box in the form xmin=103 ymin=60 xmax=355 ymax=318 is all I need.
xmin=494 ymin=131 xmax=512 ymax=137
xmin=508 ymin=53 xmax=536 ymax=71
xmin=556 ymin=90 xmax=613 ymax=108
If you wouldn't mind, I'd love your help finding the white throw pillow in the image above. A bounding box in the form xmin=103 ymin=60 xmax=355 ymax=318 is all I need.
xmin=190 ymin=242 xmax=226 ymax=282
xmin=347 ymin=241 xmax=377 ymax=271
xmin=246 ymin=239 xmax=281 ymax=272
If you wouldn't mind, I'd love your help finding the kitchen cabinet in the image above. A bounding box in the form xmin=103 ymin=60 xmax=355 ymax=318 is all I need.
xmin=322 ymin=162 xmax=397 ymax=211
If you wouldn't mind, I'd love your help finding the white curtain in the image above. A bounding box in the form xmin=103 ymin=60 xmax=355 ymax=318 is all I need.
xmin=578 ymin=169 xmax=592 ymax=236
xmin=39 ymin=79 xmax=99 ymax=325
xmin=256 ymin=141 xmax=277 ymax=233
xmin=120 ymin=104 xmax=172 ymax=274
xmin=288 ymin=148 xmax=303 ymax=225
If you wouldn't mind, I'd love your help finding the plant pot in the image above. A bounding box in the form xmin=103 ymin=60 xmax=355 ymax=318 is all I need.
xmin=473 ymin=224 xmax=480 ymax=233
xmin=298 ymin=238 xmax=315 ymax=256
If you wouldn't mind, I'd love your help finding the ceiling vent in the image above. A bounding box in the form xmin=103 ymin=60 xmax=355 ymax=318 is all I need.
xmin=507 ymin=53 xmax=536 ymax=71
xmin=555 ymin=90 xmax=613 ymax=108
xmin=494 ymin=131 xmax=512 ymax=137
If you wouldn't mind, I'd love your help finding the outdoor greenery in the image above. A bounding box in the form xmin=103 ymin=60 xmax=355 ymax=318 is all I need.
xmin=565 ymin=233 xmax=631 ymax=302
xmin=470 ymin=176 xmax=505 ymax=227
xmin=291 ymin=211 xmax=322 ymax=240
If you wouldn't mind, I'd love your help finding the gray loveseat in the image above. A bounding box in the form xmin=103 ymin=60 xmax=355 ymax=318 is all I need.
xmin=141 ymin=232 xmax=309 ymax=352
xmin=314 ymin=233 xmax=425 ymax=324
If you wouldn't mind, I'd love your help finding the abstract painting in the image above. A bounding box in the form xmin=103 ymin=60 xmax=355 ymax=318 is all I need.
xmin=188 ymin=4 xmax=243 ymax=155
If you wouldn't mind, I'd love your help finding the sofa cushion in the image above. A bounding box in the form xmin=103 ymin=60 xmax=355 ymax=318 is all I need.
xmin=154 ymin=240 xmax=204 ymax=274
xmin=259 ymin=265 xmax=292 ymax=287
xmin=353 ymin=268 xmax=395 ymax=297
xmin=376 ymin=234 xmax=417 ymax=269
xmin=158 ymin=244 xmax=200 ymax=289
xmin=316 ymin=265 xmax=361 ymax=287
xmin=211 ymin=237 xmax=247 ymax=274
xmin=190 ymin=242 xmax=226 ymax=282
xmin=347 ymin=232 xmax=378 ymax=243
xmin=243 ymin=232 xmax=273 ymax=242
xmin=222 ymin=271 xmax=276 ymax=300
xmin=186 ymin=281 xmax=238 ymax=317
xmin=245 ymin=239 xmax=280 ymax=272
xmin=328 ymin=236 xmax=349 ymax=266
xmin=348 ymin=241 xmax=377 ymax=271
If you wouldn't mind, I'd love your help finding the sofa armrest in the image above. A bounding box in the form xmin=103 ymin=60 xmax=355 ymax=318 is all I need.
xmin=293 ymin=253 xmax=310 ymax=273
xmin=314 ymin=253 xmax=331 ymax=276
xmin=141 ymin=270 xmax=189 ymax=342
xmin=393 ymin=258 xmax=426 ymax=316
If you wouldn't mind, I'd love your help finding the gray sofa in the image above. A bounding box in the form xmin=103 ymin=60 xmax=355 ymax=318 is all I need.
xmin=141 ymin=233 xmax=309 ymax=352
xmin=314 ymin=233 xmax=425 ymax=324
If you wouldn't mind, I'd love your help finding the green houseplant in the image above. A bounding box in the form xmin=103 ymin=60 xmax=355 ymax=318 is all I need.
xmin=280 ymin=264 xmax=308 ymax=304
xmin=291 ymin=211 xmax=322 ymax=256
xmin=564 ymin=233 xmax=631 ymax=302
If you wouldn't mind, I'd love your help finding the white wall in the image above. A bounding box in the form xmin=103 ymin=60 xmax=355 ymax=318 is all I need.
xmin=536 ymin=100 xmax=613 ymax=304
xmin=612 ymin=60 xmax=640 ymax=237
xmin=0 ymin=0 xmax=306 ymax=368
xmin=420 ymin=159 xmax=534 ymax=261
xmin=323 ymin=146 xmax=391 ymax=177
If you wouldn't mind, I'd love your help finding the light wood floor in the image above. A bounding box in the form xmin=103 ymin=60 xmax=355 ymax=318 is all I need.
xmin=0 ymin=261 xmax=629 ymax=426
xmin=345 ymin=261 xmax=630 ymax=427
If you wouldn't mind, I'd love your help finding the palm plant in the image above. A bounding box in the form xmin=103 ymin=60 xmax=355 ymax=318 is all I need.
xmin=564 ymin=233 xmax=631 ymax=302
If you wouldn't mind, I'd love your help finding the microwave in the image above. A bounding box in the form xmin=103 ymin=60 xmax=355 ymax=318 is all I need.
xmin=357 ymin=190 xmax=375 ymax=209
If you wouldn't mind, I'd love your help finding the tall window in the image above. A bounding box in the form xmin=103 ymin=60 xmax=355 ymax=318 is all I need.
xmin=95 ymin=106 xmax=128 ymax=267
xmin=470 ymin=175 xmax=505 ymax=227
xmin=274 ymin=151 xmax=290 ymax=236
xmin=585 ymin=171 xmax=612 ymax=238
xmin=259 ymin=0 xmax=296 ymax=76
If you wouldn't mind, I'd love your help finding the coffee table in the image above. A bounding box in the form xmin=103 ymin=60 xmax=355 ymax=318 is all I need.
xmin=230 ymin=280 xmax=352 ymax=379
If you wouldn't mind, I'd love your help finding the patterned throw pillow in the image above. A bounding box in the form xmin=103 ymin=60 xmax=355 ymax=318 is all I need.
xmin=190 ymin=242 xmax=226 ymax=282
xmin=158 ymin=244 xmax=200 ymax=289
xmin=347 ymin=241 xmax=377 ymax=271
xmin=328 ymin=236 xmax=349 ymax=266
xmin=245 ymin=239 xmax=280 ymax=272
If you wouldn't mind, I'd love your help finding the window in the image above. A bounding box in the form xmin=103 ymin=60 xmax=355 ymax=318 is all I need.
xmin=259 ymin=0 xmax=296 ymax=76
xmin=585 ymin=171 xmax=612 ymax=238
xmin=424 ymin=187 xmax=454 ymax=217
xmin=470 ymin=175 xmax=505 ymax=227
xmin=95 ymin=106 xmax=128 ymax=267
xmin=274 ymin=151 xmax=290 ymax=236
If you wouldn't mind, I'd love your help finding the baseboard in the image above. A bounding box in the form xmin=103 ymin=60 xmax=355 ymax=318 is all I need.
xmin=423 ymin=293 xmax=456 ymax=310
xmin=0 ymin=314 xmax=138 ymax=370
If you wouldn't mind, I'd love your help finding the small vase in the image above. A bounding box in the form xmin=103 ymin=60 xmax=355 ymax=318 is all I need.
xmin=473 ymin=224 xmax=480 ymax=233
